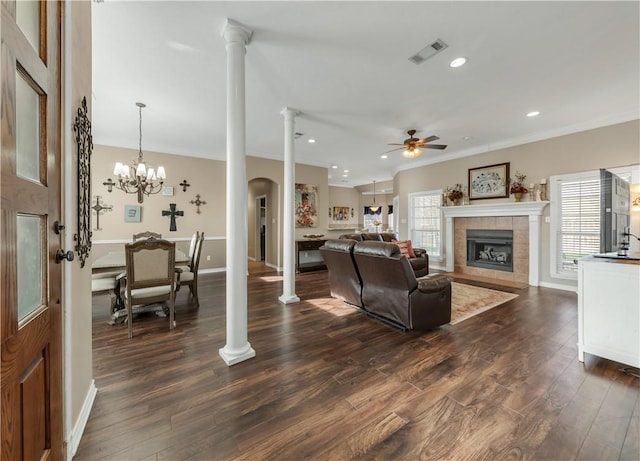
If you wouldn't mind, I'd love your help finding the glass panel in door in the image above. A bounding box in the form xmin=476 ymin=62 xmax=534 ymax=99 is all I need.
xmin=16 ymin=0 xmax=41 ymax=52
xmin=15 ymin=72 xmax=42 ymax=182
xmin=16 ymin=214 xmax=44 ymax=321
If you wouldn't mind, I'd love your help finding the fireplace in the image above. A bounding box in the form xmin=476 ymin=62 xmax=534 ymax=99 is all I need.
xmin=466 ymin=229 xmax=513 ymax=272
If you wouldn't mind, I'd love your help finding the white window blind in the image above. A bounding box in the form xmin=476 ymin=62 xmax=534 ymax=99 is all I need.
xmin=550 ymin=166 xmax=634 ymax=280
xmin=409 ymin=191 xmax=442 ymax=260
xmin=558 ymin=177 xmax=600 ymax=272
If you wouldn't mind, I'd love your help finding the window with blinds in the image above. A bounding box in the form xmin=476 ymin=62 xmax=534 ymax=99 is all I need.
xmin=409 ymin=190 xmax=442 ymax=260
xmin=558 ymin=177 xmax=600 ymax=272
xmin=550 ymin=167 xmax=634 ymax=279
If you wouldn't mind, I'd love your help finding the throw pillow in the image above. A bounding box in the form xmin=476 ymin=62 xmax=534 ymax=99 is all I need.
xmin=392 ymin=239 xmax=416 ymax=258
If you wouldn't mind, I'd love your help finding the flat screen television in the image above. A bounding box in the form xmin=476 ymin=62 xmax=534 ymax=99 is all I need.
xmin=600 ymin=169 xmax=630 ymax=253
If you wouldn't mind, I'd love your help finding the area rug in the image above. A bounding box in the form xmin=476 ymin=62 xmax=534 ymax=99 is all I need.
xmin=450 ymin=282 xmax=518 ymax=325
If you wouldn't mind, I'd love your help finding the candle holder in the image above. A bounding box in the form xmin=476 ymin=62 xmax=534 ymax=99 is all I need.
xmin=539 ymin=183 xmax=547 ymax=201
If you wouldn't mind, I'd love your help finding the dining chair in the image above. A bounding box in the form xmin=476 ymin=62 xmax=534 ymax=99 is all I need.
xmin=119 ymin=237 xmax=177 ymax=338
xmin=176 ymin=232 xmax=204 ymax=307
xmin=176 ymin=231 xmax=200 ymax=273
xmin=132 ymin=231 xmax=162 ymax=241
xmin=91 ymin=270 xmax=121 ymax=314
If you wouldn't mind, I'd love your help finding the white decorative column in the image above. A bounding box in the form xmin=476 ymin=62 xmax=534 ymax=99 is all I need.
xmin=219 ymin=18 xmax=255 ymax=366
xmin=279 ymin=107 xmax=300 ymax=304
xmin=528 ymin=215 xmax=542 ymax=286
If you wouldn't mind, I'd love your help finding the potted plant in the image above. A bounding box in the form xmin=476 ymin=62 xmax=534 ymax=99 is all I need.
xmin=510 ymin=172 xmax=529 ymax=202
xmin=445 ymin=184 xmax=464 ymax=206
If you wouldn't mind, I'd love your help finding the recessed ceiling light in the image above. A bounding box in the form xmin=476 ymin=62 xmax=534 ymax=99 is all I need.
xmin=462 ymin=135 xmax=472 ymax=141
xmin=343 ymin=169 xmax=349 ymax=173
xmin=380 ymin=154 xmax=388 ymax=159
xmin=308 ymin=139 xmax=316 ymax=143
xmin=342 ymin=174 xmax=348 ymax=177
xmin=331 ymin=164 xmax=338 ymax=169
xmin=450 ymin=57 xmax=467 ymax=68
xmin=527 ymin=111 xmax=540 ymax=117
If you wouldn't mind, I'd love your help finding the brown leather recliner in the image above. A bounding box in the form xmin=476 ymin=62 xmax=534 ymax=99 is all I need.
xmin=319 ymin=239 xmax=363 ymax=308
xmin=353 ymin=241 xmax=451 ymax=331
xmin=340 ymin=232 xmax=429 ymax=277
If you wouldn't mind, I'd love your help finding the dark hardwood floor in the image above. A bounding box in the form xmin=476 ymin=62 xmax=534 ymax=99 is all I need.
xmin=75 ymin=263 xmax=639 ymax=460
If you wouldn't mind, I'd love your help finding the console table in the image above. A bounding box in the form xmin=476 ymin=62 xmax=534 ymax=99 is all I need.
xmin=578 ymin=254 xmax=639 ymax=367
xmin=296 ymin=239 xmax=327 ymax=272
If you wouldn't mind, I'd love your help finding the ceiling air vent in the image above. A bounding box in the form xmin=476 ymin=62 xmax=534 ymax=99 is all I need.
xmin=408 ymin=38 xmax=448 ymax=65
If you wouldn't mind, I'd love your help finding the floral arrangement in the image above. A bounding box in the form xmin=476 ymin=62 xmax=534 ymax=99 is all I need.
xmin=445 ymin=184 xmax=464 ymax=201
xmin=510 ymin=172 xmax=529 ymax=194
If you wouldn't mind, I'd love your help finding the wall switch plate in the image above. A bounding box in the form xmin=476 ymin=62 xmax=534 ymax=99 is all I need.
xmin=207 ymin=255 xmax=211 ymax=261
xmin=545 ymin=216 xmax=550 ymax=223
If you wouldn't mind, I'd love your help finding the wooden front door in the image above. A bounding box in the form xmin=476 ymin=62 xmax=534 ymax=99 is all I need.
xmin=1 ymin=1 xmax=63 ymax=459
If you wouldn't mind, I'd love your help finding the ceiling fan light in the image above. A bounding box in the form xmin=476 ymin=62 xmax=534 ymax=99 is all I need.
xmin=403 ymin=147 xmax=422 ymax=159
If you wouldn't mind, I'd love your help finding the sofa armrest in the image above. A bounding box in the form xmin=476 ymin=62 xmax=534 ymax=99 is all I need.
xmin=416 ymin=274 xmax=450 ymax=294
xmin=413 ymin=247 xmax=426 ymax=257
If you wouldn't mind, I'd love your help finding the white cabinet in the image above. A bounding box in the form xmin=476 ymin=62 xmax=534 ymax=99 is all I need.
xmin=578 ymin=256 xmax=640 ymax=367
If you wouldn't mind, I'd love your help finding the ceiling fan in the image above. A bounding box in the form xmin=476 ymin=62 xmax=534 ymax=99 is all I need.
xmin=384 ymin=129 xmax=447 ymax=159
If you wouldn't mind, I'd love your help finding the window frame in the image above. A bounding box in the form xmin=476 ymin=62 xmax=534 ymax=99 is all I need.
xmin=550 ymin=165 xmax=636 ymax=280
xmin=408 ymin=189 xmax=443 ymax=262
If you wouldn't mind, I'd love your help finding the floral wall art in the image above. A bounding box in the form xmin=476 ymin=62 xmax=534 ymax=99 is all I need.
xmin=295 ymin=183 xmax=318 ymax=228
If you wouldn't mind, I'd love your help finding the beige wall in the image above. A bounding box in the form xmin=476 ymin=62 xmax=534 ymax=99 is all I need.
xmin=92 ymin=152 xmax=330 ymax=272
xmin=67 ymin=0 xmax=93 ymax=449
xmin=393 ymin=119 xmax=640 ymax=288
xmin=91 ymin=145 xmax=227 ymax=270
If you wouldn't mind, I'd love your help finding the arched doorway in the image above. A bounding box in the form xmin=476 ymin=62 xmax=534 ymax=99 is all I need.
xmin=248 ymin=178 xmax=279 ymax=269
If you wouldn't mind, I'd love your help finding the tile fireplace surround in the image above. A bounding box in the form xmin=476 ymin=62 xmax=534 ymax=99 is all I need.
xmin=442 ymin=202 xmax=549 ymax=286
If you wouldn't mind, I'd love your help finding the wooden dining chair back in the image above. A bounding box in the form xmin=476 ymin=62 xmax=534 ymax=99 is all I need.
xmin=123 ymin=237 xmax=176 ymax=338
xmin=176 ymin=233 xmax=204 ymax=307
xmin=132 ymin=231 xmax=162 ymax=241
xmin=177 ymin=231 xmax=200 ymax=273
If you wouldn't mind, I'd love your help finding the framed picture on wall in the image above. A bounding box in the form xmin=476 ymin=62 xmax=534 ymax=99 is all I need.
xmin=124 ymin=205 xmax=141 ymax=222
xmin=295 ymin=183 xmax=318 ymax=228
xmin=332 ymin=206 xmax=350 ymax=221
xmin=468 ymin=162 xmax=510 ymax=200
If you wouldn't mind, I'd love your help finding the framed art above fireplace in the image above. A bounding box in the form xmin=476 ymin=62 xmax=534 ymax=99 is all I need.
xmin=468 ymin=162 xmax=510 ymax=200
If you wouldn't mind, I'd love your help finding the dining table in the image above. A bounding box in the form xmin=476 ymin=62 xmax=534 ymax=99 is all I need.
xmin=92 ymin=248 xmax=189 ymax=324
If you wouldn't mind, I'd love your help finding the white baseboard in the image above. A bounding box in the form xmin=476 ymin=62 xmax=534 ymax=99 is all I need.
xmin=539 ymin=281 xmax=577 ymax=293
xmin=247 ymin=256 xmax=256 ymax=262
xmin=200 ymin=267 xmax=226 ymax=274
xmin=265 ymin=262 xmax=281 ymax=271
xmin=67 ymin=380 xmax=97 ymax=459
xmin=430 ymin=264 xmax=447 ymax=271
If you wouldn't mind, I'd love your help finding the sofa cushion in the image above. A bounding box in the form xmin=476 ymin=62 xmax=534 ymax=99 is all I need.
xmin=353 ymin=240 xmax=401 ymax=258
xmin=324 ymin=239 xmax=357 ymax=252
xmin=338 ymin=233 xmax=364 ymax=241
xmin=361 ymin=233 xmax=384 ymax=241
xmin=392 ymin=239 xmax=416 ymax=258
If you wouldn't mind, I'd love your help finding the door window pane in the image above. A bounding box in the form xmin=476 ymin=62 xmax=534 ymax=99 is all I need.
xmin=16 ymin=0 xmax=40 ymax=52
xmin=17 ymin=215 xmax=43 ymax=320
xmin=16 ymin=72 xmax=41 ymax=182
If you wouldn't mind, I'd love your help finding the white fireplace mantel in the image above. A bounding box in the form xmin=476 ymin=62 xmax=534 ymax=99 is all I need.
xmin=442 ymin=201 xmax=549 ymax=286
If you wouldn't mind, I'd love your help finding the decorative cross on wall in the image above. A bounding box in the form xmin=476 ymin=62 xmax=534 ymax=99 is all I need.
xmin=162 ymin=203 xmax=184 ymax=232
xmin=91 ymin=195 xmax=113 ymax=230
xmin=179 ymin=179 xmax=191 ymax=192
xmin=190 ymin=194 xmax=207 ymax=214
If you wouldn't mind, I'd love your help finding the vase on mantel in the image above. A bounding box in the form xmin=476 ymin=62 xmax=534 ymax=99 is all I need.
xmin=513 ymin=192 xmax=523 ymax=202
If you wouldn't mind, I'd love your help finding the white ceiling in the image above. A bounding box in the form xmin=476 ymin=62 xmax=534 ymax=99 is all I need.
xmin=92 ymin=1 xmax=639 ymax=188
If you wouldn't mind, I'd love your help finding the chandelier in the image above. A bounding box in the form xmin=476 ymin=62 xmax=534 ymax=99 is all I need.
xmin=106 ymin=102 xmax=166 ymax=204
xmin=369 ymin=180 xmax=380 ymax=213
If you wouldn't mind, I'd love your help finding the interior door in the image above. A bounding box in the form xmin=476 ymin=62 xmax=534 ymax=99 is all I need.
xmin=1 ymin=1 xmax=63 ymax=459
